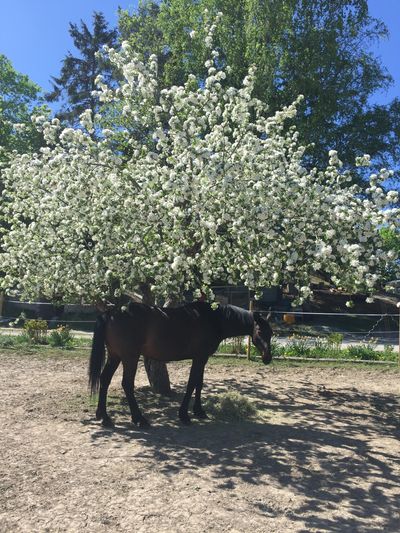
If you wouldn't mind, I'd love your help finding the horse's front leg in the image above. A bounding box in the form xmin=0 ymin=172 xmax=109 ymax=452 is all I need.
xmin=96 ymin=355 xmax=120 ymax=427
xmin=179 ymin=358 xmax=207 ymax=424
xmin=121 ymin=357 xmax=150 ymax=428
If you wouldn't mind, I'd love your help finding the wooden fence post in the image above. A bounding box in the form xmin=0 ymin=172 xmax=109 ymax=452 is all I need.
xmin=398 ymin=305 xmax=400 ymax=366
xmin=247 ymin=299 xmax=254 ymax=360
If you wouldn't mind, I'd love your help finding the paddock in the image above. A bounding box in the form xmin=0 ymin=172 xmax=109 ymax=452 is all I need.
xmin=1 ymin=351 xmax=399 ymax=532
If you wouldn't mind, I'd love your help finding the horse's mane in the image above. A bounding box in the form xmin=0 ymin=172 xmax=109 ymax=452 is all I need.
xmin=124 ymin=300 xmax=213 ymax=320
xmin=124 ymin=301 xmax=253 ymax=335
xmin=218 ymin=304 xmax=253 ymax=326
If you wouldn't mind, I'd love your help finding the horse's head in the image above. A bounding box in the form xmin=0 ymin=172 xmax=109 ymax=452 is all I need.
xmin=252 ymin=312 xmax=273 ymax=364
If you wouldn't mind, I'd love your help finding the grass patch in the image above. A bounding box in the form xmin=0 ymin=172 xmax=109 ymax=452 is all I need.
xmin=0 ymin=333 xmax=45 ymax=352
xmin=0 ymin=333 xmax=89 ymax=359
xmin=204 ymin=392 xmax=258 ymax=422
xmin=217 ymin=334 xmax=398 ymax=363
xmin=0 ymin=332 xmax=91 ymax=347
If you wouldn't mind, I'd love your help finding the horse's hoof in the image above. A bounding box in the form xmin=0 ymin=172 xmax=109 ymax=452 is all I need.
xmin=134 ymin=417 xmax=151 ymax=429
xmin=179 ymin=414 xmax=192 ymax=425
xmin=101 ymin=416 xmax=114 ymax=428
xmin=193 ymin=409 xmax=208 ymax=419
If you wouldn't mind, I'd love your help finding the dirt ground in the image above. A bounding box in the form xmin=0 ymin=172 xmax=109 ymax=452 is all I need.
xmin=0 ymin=351 xmax=399 ymax=533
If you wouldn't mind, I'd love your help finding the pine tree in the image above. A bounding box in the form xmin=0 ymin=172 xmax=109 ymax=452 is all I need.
xmin=46 ymin=12 xmax=117 ymax=125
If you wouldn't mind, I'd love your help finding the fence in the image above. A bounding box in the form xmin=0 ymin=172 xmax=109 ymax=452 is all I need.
xmin=0 ymin=295 xmax=399 ymax=365
xmin=217 ymin=308 xmax=400 ymax=365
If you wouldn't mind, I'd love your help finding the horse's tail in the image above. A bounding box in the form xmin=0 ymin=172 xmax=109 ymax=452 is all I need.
xmin=88 ymin=314 xmax=107 ymax=395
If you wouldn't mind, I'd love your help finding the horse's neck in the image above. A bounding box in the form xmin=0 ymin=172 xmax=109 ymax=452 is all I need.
xmin=219 ymin=306 xmax=254 ymax=339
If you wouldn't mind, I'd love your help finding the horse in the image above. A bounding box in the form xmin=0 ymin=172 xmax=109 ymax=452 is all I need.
xmin=89 ymin=301 xmax=273 ymax=427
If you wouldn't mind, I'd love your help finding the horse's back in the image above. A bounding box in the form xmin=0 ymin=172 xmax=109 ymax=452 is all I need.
xmin=106 ymin=302 xmax=221 ymax=361
xmin=145 ymin=302 xmax=221 ymax=360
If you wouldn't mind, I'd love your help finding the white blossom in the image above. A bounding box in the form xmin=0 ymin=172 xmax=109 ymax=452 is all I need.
xmin=0 ymin=23 xmax=398 ymax=305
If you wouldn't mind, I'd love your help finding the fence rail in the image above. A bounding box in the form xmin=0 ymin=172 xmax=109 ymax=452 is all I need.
xmin=1 ymin=296 xmax=399 ymax=365
xmin=262 ymin=310 xmax=399 ymax=317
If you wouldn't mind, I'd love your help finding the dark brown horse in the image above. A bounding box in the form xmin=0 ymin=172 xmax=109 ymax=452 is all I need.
xmin=89 ymin=301 xmax=273 ymax=427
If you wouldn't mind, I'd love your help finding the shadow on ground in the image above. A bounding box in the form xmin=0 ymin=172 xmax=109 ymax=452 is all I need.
xmin=82 ymin=376 xmax=400 ymax=532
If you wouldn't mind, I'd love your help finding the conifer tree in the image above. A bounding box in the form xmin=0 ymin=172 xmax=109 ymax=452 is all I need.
xmin=46 ymin=12 xmax=117 ymax=125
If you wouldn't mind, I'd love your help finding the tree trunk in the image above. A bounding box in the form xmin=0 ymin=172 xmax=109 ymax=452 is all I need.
xmin=140 ymin=283 xmax=172 ymax=396
xmin=143 ymin=357 xmax=172 ymax=396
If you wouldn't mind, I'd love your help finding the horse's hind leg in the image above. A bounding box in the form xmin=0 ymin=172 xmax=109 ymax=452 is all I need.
xmin=96 ymin=355 xmax=120 ymax=427
xmin=193 ymin=359 xmax=208 ymax=419
xmin=121 ymin=357 xmax=150 ymax=428
xmin=179 ymin=358 xmax=207 ymax=425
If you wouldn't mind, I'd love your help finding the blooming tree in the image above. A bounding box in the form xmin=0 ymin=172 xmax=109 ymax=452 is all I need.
xmin=1 ymin=18 xmax=399 ymax=307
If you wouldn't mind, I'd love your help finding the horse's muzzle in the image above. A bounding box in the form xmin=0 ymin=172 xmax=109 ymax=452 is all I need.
xmin=262 ymin=352 xmax=272 ymax=365
xmin=253 ymin=335 xmax=272 ymax=365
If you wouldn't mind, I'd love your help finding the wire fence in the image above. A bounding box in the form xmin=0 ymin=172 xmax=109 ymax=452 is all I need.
xmin=0 ymin=294 xmax=399 ymax=365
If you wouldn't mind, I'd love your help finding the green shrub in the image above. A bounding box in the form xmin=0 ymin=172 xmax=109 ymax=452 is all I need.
xmin=0 ymin=333 xmax=43 ymax=349
xmin=345 ymin=344 xmax=379 ymax=360
xmin=0 ymin=336 xmax=15 ymax=348
xmin=380 ymin=344 xmax=396 ymax=362
xmin=326 ymin=332 xmax=344 ymax=348
xmin=285 ymin=335 xmax=311 ymax=357
xmin=270 ymin=339 xmax=285 ymax=357
xmin=217 ymin=337 xmax=247 ymax=355
xmin=48 ymin=325 xmax=74 ymax=349
xmin=231 ymin=336 xmax=246 ymax=354
xmin=313 ymin=336 xmax=336 ymax=357
xmin=24 ymin=319 xmax=48 ymax=344
xmin=276 ymin=335 xmax=395 ymax=363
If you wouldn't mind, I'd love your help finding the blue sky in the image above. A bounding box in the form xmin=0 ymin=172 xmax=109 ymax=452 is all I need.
xmin=0 ymin=1 xmax=138 ymax=91
xmin=0 ymin=0 xmax=398 ymax=105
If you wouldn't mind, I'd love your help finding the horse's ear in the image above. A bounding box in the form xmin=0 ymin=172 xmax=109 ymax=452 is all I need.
xmin=254 ymin=311 xmax=272 ymax=323
xmin=253 ymin=311 xmax=262 ymax=323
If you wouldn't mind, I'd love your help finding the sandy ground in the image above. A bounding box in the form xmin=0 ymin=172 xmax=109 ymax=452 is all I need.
xmin=0 ymin=351 xmax=399 ymax=533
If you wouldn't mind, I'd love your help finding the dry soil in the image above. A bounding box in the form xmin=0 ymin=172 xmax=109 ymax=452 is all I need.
xmin=0 ymin=352 xmax=399 ymax=532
